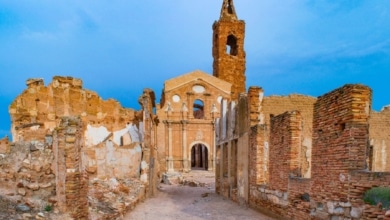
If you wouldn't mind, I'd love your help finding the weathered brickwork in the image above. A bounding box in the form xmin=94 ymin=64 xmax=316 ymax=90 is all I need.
xmin=369 ymin=106 xmax=390 ymax=171
xmin=54 ymin=116 xmax=88 ymax=219
xmin=222 ymin=84 xmax=390 ymax=220
xmin=311 ymin=84 xmax=371 ymax=203
xmin=249 ymin=125 xmax=267 ymax=185
xmin=262 ymin=94 xmax=316 ymax=179
xmin=350 ymin=171 xmax=390 ymax=219
xmin=269 ymin=111 xmax=302 ymax=191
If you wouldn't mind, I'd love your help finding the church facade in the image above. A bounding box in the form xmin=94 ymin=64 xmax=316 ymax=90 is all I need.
xmin=155 ymin=0 xmax=246 ymax=174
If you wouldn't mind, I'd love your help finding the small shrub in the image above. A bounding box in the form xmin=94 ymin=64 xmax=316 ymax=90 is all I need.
xmin=363 ymin=187 xmax=390 ymax=208
xmin=44 ymin=204 xmax=53 ymax=212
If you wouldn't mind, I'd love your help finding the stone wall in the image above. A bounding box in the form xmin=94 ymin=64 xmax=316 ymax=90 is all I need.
xmin=9 ymin=76 xmax=137 ymax=144
xmin=369 ymin=106 xmax=390 ymax=172
xmin=0 ymin=141 xmax=56 ymax=210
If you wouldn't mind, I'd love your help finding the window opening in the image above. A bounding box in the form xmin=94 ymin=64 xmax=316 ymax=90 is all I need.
xmin=226 ymin=35 xmax=238 ymax=56
xmin=193 ymin=99 xmax=204 ymax=119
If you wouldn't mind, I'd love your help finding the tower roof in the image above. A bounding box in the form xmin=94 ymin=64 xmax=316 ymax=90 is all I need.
xmin=220 ymin=0 xmax=238 ymax=20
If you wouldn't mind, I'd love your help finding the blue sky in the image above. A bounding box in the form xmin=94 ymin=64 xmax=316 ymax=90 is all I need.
xmin=0 ymin=0 xmax=389 ymax=138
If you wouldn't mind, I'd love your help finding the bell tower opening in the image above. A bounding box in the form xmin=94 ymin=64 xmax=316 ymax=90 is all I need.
xmin=226 ymin=0 xmax=234 ymax=14
xmin=226 ymin=34 xmax=238 ymax=56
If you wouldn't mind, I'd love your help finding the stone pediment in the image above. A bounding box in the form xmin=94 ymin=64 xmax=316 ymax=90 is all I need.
xmin=164 ymin=70 xmax=231 ymax=94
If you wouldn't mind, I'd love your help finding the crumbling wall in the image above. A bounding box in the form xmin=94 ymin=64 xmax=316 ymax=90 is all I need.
xmin=86 ymin=142 xmax=142 ymax=180
xmin=249 ymin=111 xmax=308 ymax=219
xmin=269 ymin=111 xmax=302 ymax=190
xmin=310 ymin=84 xmax=373 ymax=219
xmin=311 ymin=85 xmax=371 ymax=201
xmin=215 ymin=93 xmax=250 ymax=205
xmin=248 ymin=87 xmax=268 ymax=185
xmin=369 ymin=106 xmax=390 ymax=172
xmin=248 ymin=90 xmax=315 ymax=187
xmin=9 ymin=76 xmax=150 ymax=182
xmin=9 ymin=76 xmax=137 ymax=144
xmin=4 ymin=76 xmax=157 ymax=219
xmin=261 ymin=94 xmax=316 ymax=178
xmin=223 ymin=84 xmax=390 ymax=220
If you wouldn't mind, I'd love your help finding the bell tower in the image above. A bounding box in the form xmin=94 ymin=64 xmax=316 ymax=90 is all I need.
xmin=212 ymin=0 xmax=246 ymax=100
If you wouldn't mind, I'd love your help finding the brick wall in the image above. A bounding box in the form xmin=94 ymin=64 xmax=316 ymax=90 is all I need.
xmin=311 ymin=84 xmax=371 ymax=203
xmin=350 ymin=171 xmax=390 ymax=219
xmin=288 ymin=178 xmax=311 ymax=220
xmin=269 ymin=111 xmax=302 ymax=191
xmin=245 ymin=84 xmax=390 ymax=220
xmin=249 ymin=125 xmax=268 ymax=185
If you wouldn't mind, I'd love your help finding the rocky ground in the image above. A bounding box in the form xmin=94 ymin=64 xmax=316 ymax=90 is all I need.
xmin=125 ymin=170 xmax=276 ymax=220
xmin=0 ymin=192 xmax=71 ymax=220
xmin=0 ymin=170 xmax=276 ymax=219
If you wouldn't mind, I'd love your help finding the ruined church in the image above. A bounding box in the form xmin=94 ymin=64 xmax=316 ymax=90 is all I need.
xmin=1 ymin=0 xmax=390 ymax=219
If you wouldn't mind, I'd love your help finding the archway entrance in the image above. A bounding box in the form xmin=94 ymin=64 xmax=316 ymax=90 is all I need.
xmin=191 ymin=144 xmax=208 ymax=170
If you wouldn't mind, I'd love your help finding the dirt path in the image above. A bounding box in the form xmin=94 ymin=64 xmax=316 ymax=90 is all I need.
xmin=124 ymin=184 xmax=276 ymax=220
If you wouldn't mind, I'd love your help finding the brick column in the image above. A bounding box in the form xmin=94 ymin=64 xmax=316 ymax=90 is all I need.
xmin=54 ymin=116 xmax=88 ymax=219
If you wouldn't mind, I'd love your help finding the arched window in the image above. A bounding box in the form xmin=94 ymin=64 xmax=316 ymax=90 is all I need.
xmin=193 ymin=99 xmax=204 ymax=119
xmin=226 ymin=34 xmax=238 ymax=56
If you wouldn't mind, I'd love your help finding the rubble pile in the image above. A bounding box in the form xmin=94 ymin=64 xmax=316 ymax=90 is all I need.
xmin=88 ymin=178 xmax=146 ymax=220
xmin=0 ymin=142 xmax=56 ymax=209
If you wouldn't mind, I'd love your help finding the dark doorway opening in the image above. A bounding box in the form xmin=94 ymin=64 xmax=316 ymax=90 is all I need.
xmin=191 ymin=144 xmax=208 ymax=170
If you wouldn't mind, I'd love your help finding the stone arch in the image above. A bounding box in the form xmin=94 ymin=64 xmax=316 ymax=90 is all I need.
xmin=188 ymin=141 xmax=211 ymax=171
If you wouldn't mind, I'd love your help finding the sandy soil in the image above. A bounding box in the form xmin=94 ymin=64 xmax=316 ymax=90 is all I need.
xmin=125 ymin=171 xmax=276 ymax=220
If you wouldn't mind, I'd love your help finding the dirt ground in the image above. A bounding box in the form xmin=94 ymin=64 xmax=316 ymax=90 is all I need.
xmin=125 ymin=171 xmax=276 ymax=220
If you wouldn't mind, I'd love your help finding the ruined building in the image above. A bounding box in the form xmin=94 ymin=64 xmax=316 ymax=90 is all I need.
xmin=1 ymin=77 xmax=158 ymax=219
xmin=0 ymin=0 xmax=390 ymax=219
xmin=212 ymin=2 xmax=390 ymax=220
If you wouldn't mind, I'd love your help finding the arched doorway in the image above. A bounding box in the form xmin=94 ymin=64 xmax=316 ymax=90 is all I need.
xmin=191 ymin=144 xmax=208 ymax=170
